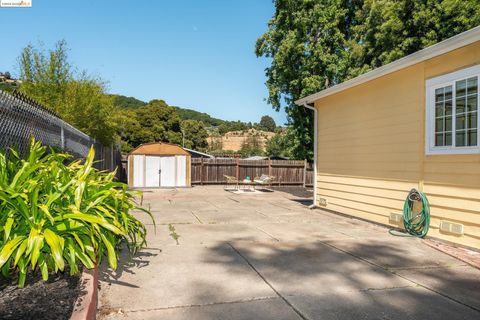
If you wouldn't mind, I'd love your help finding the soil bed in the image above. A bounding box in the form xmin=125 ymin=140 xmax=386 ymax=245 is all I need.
xmin=0 ymin=270 xmax=83 ymax=320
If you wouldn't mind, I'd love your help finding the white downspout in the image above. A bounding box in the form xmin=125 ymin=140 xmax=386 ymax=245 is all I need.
xmin=302 ymin=102 xmax=318 ymax=209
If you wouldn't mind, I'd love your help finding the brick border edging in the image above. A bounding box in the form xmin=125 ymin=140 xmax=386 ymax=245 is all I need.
xmin=70 ymin=267 xmax=98 ymax=320
xmin=423 ymin=238 xmax=480 ymax=270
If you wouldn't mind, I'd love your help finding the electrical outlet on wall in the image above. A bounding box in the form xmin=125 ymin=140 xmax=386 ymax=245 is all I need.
xmin=318 ymin=197 xmax=327 ymax=207
xmin=439 ymin=220 xmax=464 ymax=236
xmin=389 ymin=212 xmax=403 ymax=224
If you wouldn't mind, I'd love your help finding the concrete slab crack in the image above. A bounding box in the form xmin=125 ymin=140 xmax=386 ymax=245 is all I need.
xmin=254 ymin=210 xmax=269 ymax=218
xmin=268 ymin=202 xmax=292 ymax=211
xmin=254 ymin=226 xmax=280 ymax=242
xmin=228 ymin=243 xmax=311 ymax=320
xmin=318 ymin=240 xmax=480 ymax=314
xmin=358 ymin=285 xmax=415 ymax=292
xmin=120 ymin=296 xmax=279 ymax=313
xmin=228 ymin=197 xmax=240 ymax=203
xmin=190 ymin=210 xmax=203 ymax=224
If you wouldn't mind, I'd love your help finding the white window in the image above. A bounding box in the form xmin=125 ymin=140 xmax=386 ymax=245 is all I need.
xmin=426 ymin=65 xmax=480 ymax=154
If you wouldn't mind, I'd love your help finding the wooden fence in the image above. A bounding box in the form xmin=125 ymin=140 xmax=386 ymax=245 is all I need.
xmin=191 ymin=158 xmax=314 ymax=187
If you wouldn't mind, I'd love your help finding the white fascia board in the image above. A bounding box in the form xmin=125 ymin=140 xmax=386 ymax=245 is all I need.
xmin=295 ymin=25 xmax=480 ymax=106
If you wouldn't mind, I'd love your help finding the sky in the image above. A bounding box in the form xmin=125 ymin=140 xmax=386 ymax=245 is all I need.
xmin=0 ymin=0 xmax=288 ymax=125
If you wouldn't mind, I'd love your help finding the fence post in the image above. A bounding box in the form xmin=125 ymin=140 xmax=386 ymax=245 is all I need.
xmin=60 ymin=125 xmax=65 ymax=150
xmin=268 ymin=158 xmax=272 ymax=177
xmin=110 ymin=143 xmax=115 ymax=171
xmin=303 ymin=159 xmax=307 ymax=188
xmin=200 ymin=158 xmax=204 ymax=185
xmin=236 ymin=158 xmax=239 ymax=181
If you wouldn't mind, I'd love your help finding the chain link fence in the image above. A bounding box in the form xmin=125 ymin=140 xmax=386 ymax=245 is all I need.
xmin=0 ymin=90 xmax=125 ymax=181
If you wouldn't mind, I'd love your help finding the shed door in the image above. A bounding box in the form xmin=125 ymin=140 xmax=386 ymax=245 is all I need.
xmin=176 ymin=155 xmax=186 ymax=187
xmin=160 ymin=156 xmax=176 ymax=187
xmin=133 ymin=155 xmax=144 ymax=187
xmin=145 ymin=156 xmax=161 ymax=187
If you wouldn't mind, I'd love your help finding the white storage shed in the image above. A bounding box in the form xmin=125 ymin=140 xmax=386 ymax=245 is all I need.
xmin=127 ymin=142 xmax=191 ymax=188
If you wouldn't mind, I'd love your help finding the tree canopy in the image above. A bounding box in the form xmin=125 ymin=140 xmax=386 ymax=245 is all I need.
xmin=218 ymin=120 xmax=251 ymax=135
xmin=260 ymin=115 xmax=276 ymax=132
xmin=181 ymin=119 xmax=209 ymax=151
xmin=118 ymin=100 xmax=182 ymax=151
xmin=19 ymin=40 xmax=118 ymax=145
xmin=111 ymin=95 xmax=147 ymax=109
xmin=256 ymin=0 xmax=480 ymax=160
xmin=240 ymin=134 xmax=264 ymax=157
xmin=266 ymin=130 xmax=289 ymax=158
xmin=174 ymin=107 xmax=225 ymax=127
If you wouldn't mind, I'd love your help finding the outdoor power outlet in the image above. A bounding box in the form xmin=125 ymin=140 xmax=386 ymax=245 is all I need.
xmin=389 ymin=212 xmax=404 ymax=224
xmin=318 ymin=197 xmax=328 ymax=207
xmin=439 ymin=220 xmax=464 ymax=236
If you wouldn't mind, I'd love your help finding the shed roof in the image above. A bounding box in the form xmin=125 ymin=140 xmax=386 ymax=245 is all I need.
xmin=244 ymin=156 xmax=268 ymax=160
xmin=129 ymin=142 xmax=190 ymax=156
xmin=183 ymin=148 xmax=214 ymax=158
xmin=295 ymin=25 xmax=480 ymax=106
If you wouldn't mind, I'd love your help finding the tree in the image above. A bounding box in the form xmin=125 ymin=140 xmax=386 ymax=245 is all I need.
xmin=218 ymin=120 xmax=251 ymax=135
xmin=62 ymin=78 xmax=119 ymax=146
xmin=181 ymin=120 xmax=209 ymax=151
xmin=115 ymin=109 xmax=143 ymax=152
xmin=4 ymin=71 xmax=11 ymax=79
xmin=111 ymin=94 xmax=147 ymax=109
xmin=256 ymin=0 xmax=480 ymax=160
xmin=259 ymin=115 xmax=276 ymax=132
xmin=256 ymin=0 xmax=353 ymax=160
xmin=240 ymin=134 xmax=264 ymax=157
xmin=266 ymin=131 xmax=289 ymax=158
xmin=18 ymin=40 xmax=117 ymax=145
xmin=174 ymin=107 xmax=224 ymax=127
xmin=123 ymin=100 xmax=182 ymax=148
xmin=349 ymin=0 xmax=480 ymax=77
xmin=117 ymin=100 xmax=215 ymax=153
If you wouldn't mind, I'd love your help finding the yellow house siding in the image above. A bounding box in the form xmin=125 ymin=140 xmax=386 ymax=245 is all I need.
xmin=313 ymin=41 xmax=480 ymax=249
xmin=316 ymin=63 xmax=424 ymax=181
xmin=424 ymin=41 xmax=480 ymax=79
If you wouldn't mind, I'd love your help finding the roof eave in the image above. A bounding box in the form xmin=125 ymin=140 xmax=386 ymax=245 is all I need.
xmin=295 ymin=25 xmax=480 ymax=106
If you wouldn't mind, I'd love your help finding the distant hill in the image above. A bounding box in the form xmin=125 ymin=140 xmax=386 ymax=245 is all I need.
xmin=208 ymin=128 xmax=275 ymax=152
xmin=172 ymin=107 xmax=225 ymax=127
xmin=0 ymin=82 xmax=17 ymax=92
xmin=111 ymin=93 xmax=226 ymax=127
xmin=111 ymin=94 xmax=147 ymax=109
xmin=110 ymin=94 xmax=278 ymax=136
xmin=0 ymin=76 xmax=21 ymax=92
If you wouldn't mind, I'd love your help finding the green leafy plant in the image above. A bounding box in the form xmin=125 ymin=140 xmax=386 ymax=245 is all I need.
xmin=0 ymin=139 xmax=153 ymax=287
xmin=168 ymin=224 xmax=179 ymax=245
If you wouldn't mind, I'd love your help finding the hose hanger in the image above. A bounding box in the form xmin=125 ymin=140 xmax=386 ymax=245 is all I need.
xmin=403 ymin=188 xmax=430 ymax=238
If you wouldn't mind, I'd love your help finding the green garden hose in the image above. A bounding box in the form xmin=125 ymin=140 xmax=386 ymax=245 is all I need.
xmin=402 ymin=189 xmax=430 ymax=238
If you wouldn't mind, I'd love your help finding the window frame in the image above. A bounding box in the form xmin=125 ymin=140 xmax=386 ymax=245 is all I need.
xmin=425 ymin=64 xmax=480 ymax=155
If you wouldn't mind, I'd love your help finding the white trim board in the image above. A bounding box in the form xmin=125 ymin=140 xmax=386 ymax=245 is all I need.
xmin=295 ymin=26 xmax=480 ymax=106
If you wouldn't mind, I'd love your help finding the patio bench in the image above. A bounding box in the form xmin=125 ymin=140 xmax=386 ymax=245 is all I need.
xmin=253 ymin=174 xmax=276 ymax=190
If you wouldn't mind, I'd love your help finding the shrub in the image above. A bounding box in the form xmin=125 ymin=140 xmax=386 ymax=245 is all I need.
xmin=0 ymin=139 xmax=152 ymax=287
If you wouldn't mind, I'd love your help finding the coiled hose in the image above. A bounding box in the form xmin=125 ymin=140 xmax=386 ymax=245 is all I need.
xmin=403 ymin=189 xmax=430 ymax=238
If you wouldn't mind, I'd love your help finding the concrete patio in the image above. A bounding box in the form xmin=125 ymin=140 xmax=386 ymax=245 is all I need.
xmin=98 ymin=186 xmax=480 ymax=320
